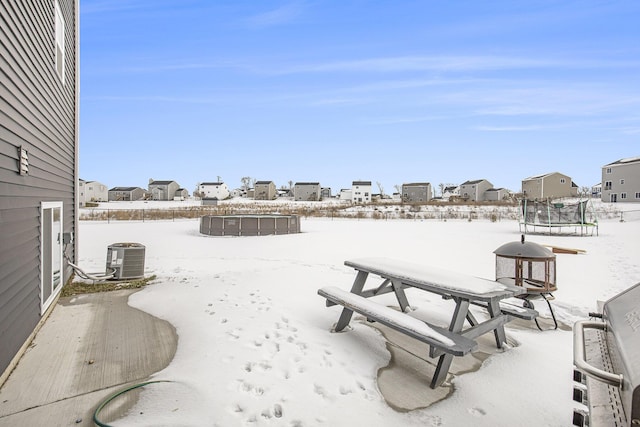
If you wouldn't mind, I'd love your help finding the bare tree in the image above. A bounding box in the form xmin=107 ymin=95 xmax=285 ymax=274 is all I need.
xmin=394 ymin=184 xmax=401 ymax=195
xmin=580 ymin=186 xmax=591 ymax=197
xmin=439 ymin=183 xmax=445 ymax=197
xmin=241 ymin=177 xmax=252 ymax=191
xmin=376 ymin=181 xmax=385 ymax=198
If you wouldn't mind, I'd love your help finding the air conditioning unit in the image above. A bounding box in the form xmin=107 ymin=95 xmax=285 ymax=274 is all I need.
xmin=106 ymin=243 xmax=146 ymax=280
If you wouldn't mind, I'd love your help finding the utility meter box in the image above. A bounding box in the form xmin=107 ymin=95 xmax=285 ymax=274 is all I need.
xmin=106 ymin=243 xmax=145 ymax=280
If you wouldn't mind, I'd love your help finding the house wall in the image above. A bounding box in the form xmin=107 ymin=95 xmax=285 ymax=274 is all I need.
xmin=79 ymin=181 xmax=108 ymax=206
xmin=254 ymin=182 xmax=276 ymax=200
xmin=294 ymin=184 xmax=321 ymax=201
xmin=149 ymin=182 xmax=179 ymax=200
xmin=0 ymin=0 xmax=79 ymax=380
xmin=523 ymin=173 xmax=574 ymax=200
xmin=351 ymin=182 xmax=372 ymax=203
xmin=542 ymin=173 xmax=573 ymax=199
xmin=601 ymin=160 xmax=640 ymax=203
xmin=339 ymin=189 xmax=352 ymax=200
xmin=198 ymin=183 xmax=230 ymax=200
xmin=460 ymin=180 xmax=492 ymax=201
xmin=522 ymin=178 xmax=543 ymax=199
xmin=108 ymin=188 xmax=145 ymax=201
xmin=401 ymin=184 xmax=432 ymax=202
xmin=485 ymin=189 xmax=507 ymax=201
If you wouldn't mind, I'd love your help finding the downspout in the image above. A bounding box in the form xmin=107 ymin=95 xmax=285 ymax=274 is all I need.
xmin=73 ymin=0 xmax=80 ymax=270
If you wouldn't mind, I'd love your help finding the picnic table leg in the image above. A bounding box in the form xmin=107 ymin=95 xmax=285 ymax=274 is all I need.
xmin=487 ymin=300 xmax=507 ymax=348
xmin=335 ymin=270 xmax=369 ymax=332
xmin=431 ymin=299 xmax=470 ymax=388
xmin=452 ymin=296 xmax=479 ymax=326
xmin=391 ymin=279 xmax=410 ymax=312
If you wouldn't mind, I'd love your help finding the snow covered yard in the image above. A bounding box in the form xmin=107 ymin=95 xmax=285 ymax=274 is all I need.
xmin=75 ymin=214 xmax=640 ymax=426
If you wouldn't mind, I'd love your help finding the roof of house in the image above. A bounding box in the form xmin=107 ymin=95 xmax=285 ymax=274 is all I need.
xmin=444 ymin=186 xmax=458 ymax=191
xmin=200 ymin=182 xmax=224 ymax=186
xmin=149 ymin=180 xmax=176 ymax=185
xmin=109 ymin=187 xmax=141 ymax=192
xmin=352 ymin=181 xmax=372 ymax=186
xmin=255 ymin=181 xmax=274 ymax=185
xmin=295 ymin=182 xmax=320 ymax=186
xmin=523 ymin=172 xmax=569 ymax=181
xmin=603 ymin=156 xmax=640 ymax=167
xmin=402 ymin=182 xmax=431 ymax=187
xmin=460 ymin=179 xmax=486 ymax=185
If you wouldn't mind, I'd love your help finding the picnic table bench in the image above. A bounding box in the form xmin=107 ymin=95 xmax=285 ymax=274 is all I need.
xmin=318 ymin=257 xmax=537 ymax=388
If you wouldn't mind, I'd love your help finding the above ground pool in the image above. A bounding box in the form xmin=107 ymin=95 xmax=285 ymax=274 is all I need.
xmin=199 ymin=214 xmax=301 ymax=236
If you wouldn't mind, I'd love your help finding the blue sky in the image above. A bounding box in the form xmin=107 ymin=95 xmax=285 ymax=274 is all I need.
xmin=80 ymin=0 xmax=640 ymax=195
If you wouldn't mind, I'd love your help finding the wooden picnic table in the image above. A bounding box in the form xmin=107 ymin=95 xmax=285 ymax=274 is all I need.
xmin=319 ymin=257 xmax=534 ymax=388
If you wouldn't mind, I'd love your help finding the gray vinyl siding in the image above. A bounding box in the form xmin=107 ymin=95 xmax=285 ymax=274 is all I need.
xmin=601 ymin=159 xmax=640 ymax=203
xmin=0 ymin=0 xmax=78 ymax=377
xmin=522 ymin=172 xmax=573 ymax=200
xmin=402 ymin=183 xmax=432 ymax=202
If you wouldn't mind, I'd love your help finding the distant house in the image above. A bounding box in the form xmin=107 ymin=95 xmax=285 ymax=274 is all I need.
xmin=0 ymin=0 xmax=79 ymax=383
xmin=338 ymin=189 xmax=352 ymax=201
xmin=254 ymin=181 xmax=277 ymax=200
xmin=459 ymin=179 xmax=493 ymax=202
xmin=485 ymin=188 xmax=510 ymax=201
xmin=522 ymin=172 xmax=578 ymax=200
xmin=277 ymin=188 xmax=293 ymax=198
xmin=591 ymin=183 xmax=602 ymax=199
xmin=79 ymin=180 xmax=108 ymax=207
xmin=401 ymin=182 xmax=432 ymax=203
xmin=352 ymin=181 xmax=372 ymax=203
xmin=321 ymin=187 xmax=332 ymax=199
xmin=108 ymin=187 xmax=146 ymax=201
xmin=149 ymin=179 xmax=180 ymax=201
xmin=442 ymin=185 xmax=460 ymax=201
xmin=174 ymin=188 xmax=189 ymax=200
xmin=294 ymin=182 xmax=321 ymax=201
xmin=601 ymin=156 xmax=640 ymax=203
xmin=198 ymin=182 xmax=230 ymax=200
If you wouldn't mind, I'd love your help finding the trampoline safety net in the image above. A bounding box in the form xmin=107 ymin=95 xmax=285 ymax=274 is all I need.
xmin=519 ymin=199 xmax=598 ymax=236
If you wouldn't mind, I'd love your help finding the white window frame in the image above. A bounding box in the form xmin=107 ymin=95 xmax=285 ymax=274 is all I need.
xmin=41 ymin=201 xmax=64 ymax=313
xmin=55 ymin=0 xmax=65 ymax=84
xmin=621 ymin=193 xmax=627 ymax=199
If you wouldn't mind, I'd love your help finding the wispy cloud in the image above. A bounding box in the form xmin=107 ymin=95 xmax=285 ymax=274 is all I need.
xmin=243 ymin=2 xmax=304 ymax=29
xmin=365 ymin=115 xmax=451 ymax=125
xmin=475 ymin=125 xmax=546 ymax=132
xmin=86 ymin=95 xmax=222 ymax=104
xmin=81 ymin=0 xmax=153 ymax=15
xmin=275 ymin=55 xmax=559 ymax=74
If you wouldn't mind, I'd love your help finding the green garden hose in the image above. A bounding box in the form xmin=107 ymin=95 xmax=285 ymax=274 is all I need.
xmin=93 ymin=380 xmax=173 ymax=427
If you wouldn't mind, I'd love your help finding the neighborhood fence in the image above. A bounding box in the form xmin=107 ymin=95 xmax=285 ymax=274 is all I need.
xmin=79 ymin=205 xmax=520 ymax=223
xmin=618 ymin=209 xmax=640 ymax=222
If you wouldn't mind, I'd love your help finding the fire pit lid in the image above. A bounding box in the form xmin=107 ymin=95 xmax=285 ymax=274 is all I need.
xmin=493 ymin=235 xmax=555 ymax=259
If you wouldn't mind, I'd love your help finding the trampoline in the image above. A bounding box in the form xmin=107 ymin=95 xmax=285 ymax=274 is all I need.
xmin=519 ymin=199 xmax=598 ymax=236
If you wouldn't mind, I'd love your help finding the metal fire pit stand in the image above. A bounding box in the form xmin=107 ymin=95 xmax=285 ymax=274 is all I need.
xmin=494 ymin=235 xmax=558 ymax=330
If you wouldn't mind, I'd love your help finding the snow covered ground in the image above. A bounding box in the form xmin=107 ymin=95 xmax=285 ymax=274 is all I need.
xmin=74 ymin=202 xmax=640 ymax=426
